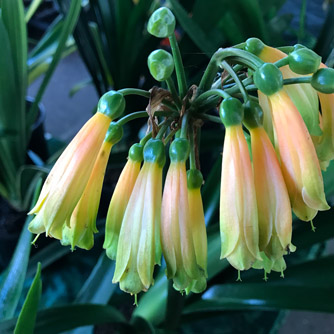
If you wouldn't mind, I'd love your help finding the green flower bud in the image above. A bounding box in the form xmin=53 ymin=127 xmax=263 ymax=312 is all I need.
xmin=219 ymin=97 xmax=244 ymax=127
xmin=311 ymin=68 xmax=334 ymax=94
xmin=293 ymin=44 xmax=306 ymax=51
xmin=105 ymin=122 xmax=123 ymax=144
xmin=243 ymin=100 xmax=264 ymax=129
xmin=147 ymin=49 xmax=174 ymax=81
xmin=143 ymin=139 xmax=166 ymax=167
xmin=288 ymin=48 xmax=321 ymax=75
xmin=147 ymin=7 xmax=175 ymax=38
xmin=128 ymin=143 xmax=143 ymax=162
xmin=187 ymin=169 xmax=203 ymax=189
xmin=98 ymin=91 xmax=125 ymax=119
xmin=245 ymin=38 xmax=265 ymax=55
xmin=253 ymin=63 xmax=283 ymax=96
xmin=169 ymin=138 xmax=190 ymax=162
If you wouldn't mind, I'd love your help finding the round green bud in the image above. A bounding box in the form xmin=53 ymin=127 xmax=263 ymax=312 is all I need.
xmin=219 ymin=97 xmax=244 ymax=127
xmin=105 ymin=122 xmax=123 ymax=144
xmin=147 ymin=7 xmax=176 ymax=38
xmin=98 ymin=91 xmax=125 ymax=120
xmin=245 ymin=38 xmax=265 ymax=55
xmin=143 ymin=139 xmax=166 ymax=167
xmin=311 ymin=68 xmax=334 ymax=94
xmin=243 ymin=100 xmax=264 ymax=129
xmin=169 ymin=138 xmax=190 ymax=162
xmin=147 ymin=49 xmax=174 ymax=81
xmin=128 ymin=143 xmax=143 ymax=162
xmin=288 ymin=48 xmax=321 ymax=75
xmin=253 ymin=63 xmax=283 ymax=96
xmin=187 ymin=169 xmax=203 ymax=189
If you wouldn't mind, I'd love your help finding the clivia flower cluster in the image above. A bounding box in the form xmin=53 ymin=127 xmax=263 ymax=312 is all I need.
xmin=28 ymin=7 xmax=334 ymax=296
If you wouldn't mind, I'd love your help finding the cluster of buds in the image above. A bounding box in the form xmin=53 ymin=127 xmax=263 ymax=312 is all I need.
xmin=28 ymin=7 xmax=334 ymax=297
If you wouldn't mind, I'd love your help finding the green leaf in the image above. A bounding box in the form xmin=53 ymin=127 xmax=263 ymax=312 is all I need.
xmin=168 ymin=0 xmax=217 ymax=57
xmin=184 ymin=256 xmax=334 ymax=315
xmin=1 ymin=0 xmax=28 ymax=150
xmin=75 ymin=252 xmax=116 ymax=304
xmin=25 ymin=0 xmax=43 ymax=23
xmin=0 ymin=180 xmax=42 ymax=320
xmin=28 ymin=0 xmax=82 ymax=127
xmin=0 ymin=304 xmax=127 ymax=334
xmin=14 ymin=263 xmax=42 ymax=334
xmin=69 ymin=78 xmax=93 ymax=98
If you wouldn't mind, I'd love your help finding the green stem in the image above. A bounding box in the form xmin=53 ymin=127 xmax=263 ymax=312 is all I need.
xmin=139 ymin=132 xmax=152 ymax=146
xmin=242 ymin=76 xmax=313 ymax=93
xmin=225 ymin=77 xmax=253 ymax=95
xmin=277 ymin=46 xmax=294 ymax=54
xmin=180 ymin=112 xmax=189 ymax=139
xmin=189 ymin=126 xmax=197 ymax=170
xmin=194 ymin=89 xmax=230 ymax=107
xmin=198 ymin=48 xmax=264 ymax=93
xmin=156 ymin=121 xmax=170 ymax=140
xmin=274 ymin=57 xmax=289 ymax=68
xmin=117 ymin=111 xmax=176 ymax=126
xmin=221 ymin=61 xmax=249 ymax=101
xmin=194 ymin=113 xmax=221 ymax=124
xmin=164 ymin=127 xmax=179 ymax=144
xmin=164 ymin=281 xmax=185 ymax=332
xmin=166 ymin=77 xmax=182 ymax=108
xmin=118 ymin=88 xmax=150 ymax=98
xmin=169 ymin=33 xmax=187 ymax=99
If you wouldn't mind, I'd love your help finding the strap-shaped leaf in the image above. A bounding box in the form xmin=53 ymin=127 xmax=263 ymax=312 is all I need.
xmin=14 ymin=263 xmax=42 ymax=334
xmin=0 ymin=304 xmax=126 ymax=334
xmin=184 ymin=256 xmax=334 ymax=315
xmin=0 ymin=180 xmax=42 ymax=320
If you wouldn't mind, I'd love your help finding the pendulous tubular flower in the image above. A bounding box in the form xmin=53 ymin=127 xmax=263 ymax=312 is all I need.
xmin=28 ymin=91 xmax=125 ymax=242
xmin=161 ymin=138 xmax=207 ymax=293
xmin=61 ymin=123 xmax=123 ymax=250
xmin=112 ymin=139 xmax=165 ymax=295
xmin=269 ymin=90 xmax=330 ymax=221
xmin=103 ymin=143 xmax=143 ymax=260
xmin=187 ymin=169 xmax=207 ymax=293
xmin=219 ymin=98 xmax=261 ymax=270
xmin=243 ymin=100 xmax=293 ymax=262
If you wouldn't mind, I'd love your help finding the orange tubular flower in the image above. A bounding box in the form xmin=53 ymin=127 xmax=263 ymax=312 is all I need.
xmin=269 ymin=90 xmax=330 ymax=221
xmin=312 ymin=63 xmax=334 ymax=168
xmin=62 ymin=123 xmax=123 ymax=250
xmin=103 ymin=143 xmax=143 ymax=260
xmin=219 ymin=98 xmax=261 ymax=271
xmin=28 ymin=91 xmax=125 ymax=241
xmin=161 ymin=138 xmax=206 ymax=293
xmin=112 ymin=139 xmax=165 ymax=295
xmin=244 ymin=101 xmax=292 ymax=261
xmin=258 ymin=45 xmax=321 ymax=136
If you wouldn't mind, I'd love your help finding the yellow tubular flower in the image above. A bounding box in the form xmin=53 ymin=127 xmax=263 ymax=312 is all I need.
xmin=258 ymin=45 xmax=321 ymax=136
xmin=312 ymin=64 xmax=334 ymax=168
xmin=28 ymin=112 xmax=111 ymax=239
xmin=28 ymin=91 xmax=125 ymax=241
xmin=219 ymin=98 xmax=261 ymax=271
xmin=161 ymin=138 xmax=206 ymax=293
xmin=61 ymin=123 xmax=123 ymax=250
xmin=186 ymin=169 xmax=207 ymax=293
xmin=244 ymin=100 xmax=293 ymax=260
xmin=112 ymin=139 xmax=165 ymax=295
xmin=103 ymin=143 xmax=143 ymax=260
xmin=269 ymin=90 xmax=330 ymax=221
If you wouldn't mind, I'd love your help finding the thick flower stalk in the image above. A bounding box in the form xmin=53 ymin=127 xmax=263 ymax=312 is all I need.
xmin=112 ymin=139 xmax=165 ymax=295
xmin=161 ymin=138 xmax=206 ymax=293
xmin=103 ymin=143 xmax=143 ymax=260
xmin=219 ymin=98 xmax=261 ymax=270
xmin=28 ymin=91 xmax=125 ymax=241
xmin=61 ymin=123 xmax=123 ymax=250
xmin=243 ymin=101 xmax=293 ymax=261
